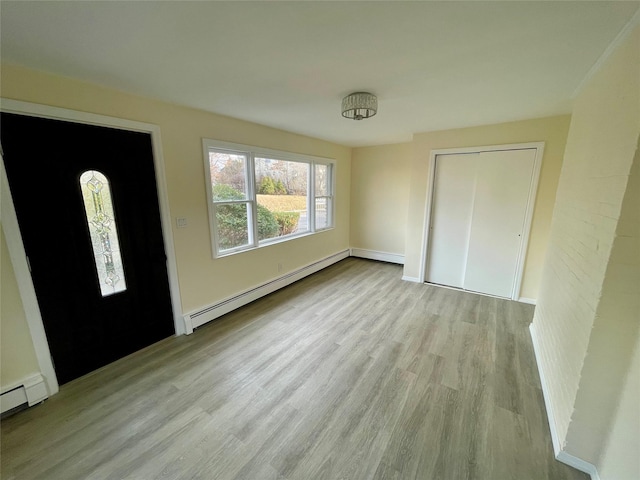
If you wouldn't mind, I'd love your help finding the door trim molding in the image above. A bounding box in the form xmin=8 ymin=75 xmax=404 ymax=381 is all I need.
xmin=0 ymin=99 xmax=185 ymax=396
xmin=1 ymin=158 xmax=59 ymax=395
xmin=419 ymin=142 xmax=545 ymax=300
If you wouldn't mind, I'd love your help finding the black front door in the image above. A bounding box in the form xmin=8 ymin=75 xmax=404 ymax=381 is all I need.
xmin=1 ymin=113 xmax=175 ymax=385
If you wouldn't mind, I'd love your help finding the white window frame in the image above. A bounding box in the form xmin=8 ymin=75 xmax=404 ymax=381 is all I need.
xmin=202 ymin=139 xmax=335 ymax=258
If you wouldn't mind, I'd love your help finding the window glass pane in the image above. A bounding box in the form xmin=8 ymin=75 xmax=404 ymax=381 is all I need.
xmin=79 ymin=170 xmax=127 ymax=297
xmin=315 ymin=197 xmax=330 ymax=230
xmin=215 ymin=202 xmax=252 ymax=251
xmin=215 ymin=203 xmax=251 ymax=251
xmin=255 ymin=157 xmax=309 ymax=241
xmin=315 ymin=164 xmax=329 ymax=196
xmin=209 ymin=151 xmax=248 ymax=201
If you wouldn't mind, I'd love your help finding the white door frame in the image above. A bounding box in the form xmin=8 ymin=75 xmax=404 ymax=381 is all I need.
xmin=0 ymin=98 xmax=185 ymax=397
xmin=419 ymin=142 xmax=545 ymax=300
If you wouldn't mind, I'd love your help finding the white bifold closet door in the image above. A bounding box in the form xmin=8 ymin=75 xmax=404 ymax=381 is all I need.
xmin=426 ymin=148 xmax=536 ymax=298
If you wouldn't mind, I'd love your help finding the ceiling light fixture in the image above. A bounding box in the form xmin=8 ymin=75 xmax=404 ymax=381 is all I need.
xmin=341 ymin=92 xmax=377 ymax=120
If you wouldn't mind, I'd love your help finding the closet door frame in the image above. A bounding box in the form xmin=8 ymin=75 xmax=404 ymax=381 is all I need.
xmin=419 ymin=142 xmax=545 ymax=301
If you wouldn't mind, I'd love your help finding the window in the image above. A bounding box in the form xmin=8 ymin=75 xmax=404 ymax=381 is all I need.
xmin=314 ymin=163 xmax=332 ymax=230
xmin=79 ymin=170 xmax=127 ymax=296
xmin=203 ymin=139 xmax=335 ymax=257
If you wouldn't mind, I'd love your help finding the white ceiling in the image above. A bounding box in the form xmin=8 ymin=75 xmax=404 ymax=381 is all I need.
xmin=1 ymin=1 xmax=638 ymax=147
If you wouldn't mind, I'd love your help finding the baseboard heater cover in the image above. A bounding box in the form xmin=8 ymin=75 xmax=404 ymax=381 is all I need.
xmin=350 ymin=248 xmax=405 ymax=265
xmin=183 ymin=249 xmax=350 ymax=333
xmin=1 ymin=374 xmax=48 ymax=415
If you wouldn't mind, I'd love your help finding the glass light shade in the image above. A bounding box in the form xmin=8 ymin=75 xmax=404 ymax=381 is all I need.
xmin=341 ymin=92 xmax=377 ymax=120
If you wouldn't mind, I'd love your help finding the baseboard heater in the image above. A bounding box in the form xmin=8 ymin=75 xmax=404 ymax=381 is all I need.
xmin=183 ymin=249 xmax=350 ymax=333
xmin=350 ymin=248 xmax=405 ymax=265
xmin=0 ymin=374 xmax=48 ymax=416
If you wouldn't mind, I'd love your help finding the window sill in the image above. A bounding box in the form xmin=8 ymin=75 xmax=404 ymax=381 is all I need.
xmin=214 ymin=227 xmax=334 ymax=259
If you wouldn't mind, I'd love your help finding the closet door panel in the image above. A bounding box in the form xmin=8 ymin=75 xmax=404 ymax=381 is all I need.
xmin=426 ymin=153 xmax=478 ymax=288
xmin=463 ymin=149 xmax=535 ymax=297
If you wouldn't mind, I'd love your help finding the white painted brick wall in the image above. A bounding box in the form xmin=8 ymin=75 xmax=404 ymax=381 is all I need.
xmin=532 ymin=23 xmax=640 ymax=454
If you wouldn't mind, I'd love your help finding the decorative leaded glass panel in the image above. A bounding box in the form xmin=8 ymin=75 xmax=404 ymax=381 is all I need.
xmin=80 ymin=170 xmax=127 ymax=296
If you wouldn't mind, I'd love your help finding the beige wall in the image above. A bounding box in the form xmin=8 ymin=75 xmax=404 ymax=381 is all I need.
xmin=402 ymin=115 xmax=571 ymax=299
xmin=1 ymin=64 xmax=351 ymax=316
xmin=351 ymin=142 xmax=411 ymax=256
xmin=531 ymin=23 xmax=639 ymax=473
xmin=1 ymin=226 xmax=40 ymax=388
xmin=0 ymin=63 xmax=351 ymax=391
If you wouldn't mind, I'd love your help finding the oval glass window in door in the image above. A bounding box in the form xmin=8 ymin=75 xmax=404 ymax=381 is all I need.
xmin=79 ymin=170 xmax=127 ymax=296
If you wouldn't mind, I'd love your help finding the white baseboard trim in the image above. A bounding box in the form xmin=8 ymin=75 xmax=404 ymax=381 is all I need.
xmin=529 ymin=322 xmax=563 ymax=455
xmin=183 ymin=249 xmax=350 ymax=333
xmin=350 ymin=248 xmax=405 ymax=265
xmin=518 ymin=297 xmax=537 ymax=305
xmin=1 ymin=374 xmax=48 ymax=414
xmin=529 ymin=323 xmax=599 ymax=480
xmin=557 ymin=452 xmax=600 ymax=480
xmin=401 ymin=275 xmax=421 ymax=283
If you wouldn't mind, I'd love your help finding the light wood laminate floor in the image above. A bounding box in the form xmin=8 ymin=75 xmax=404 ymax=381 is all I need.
xmin=1 ymin=258 xmax=588 ymax=480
